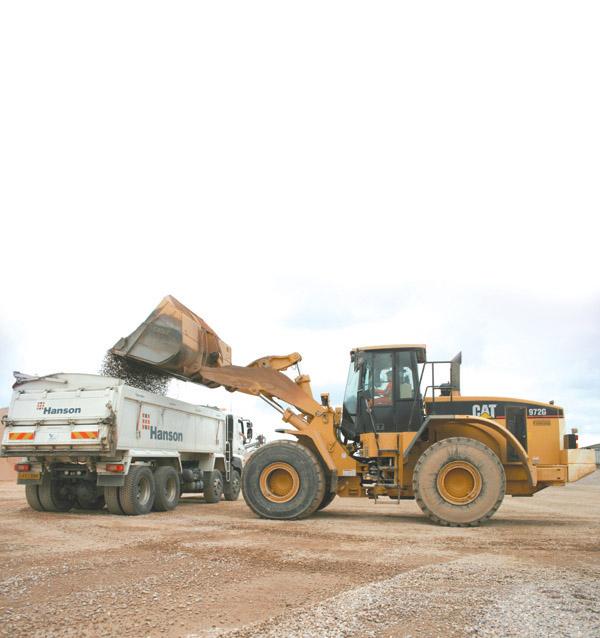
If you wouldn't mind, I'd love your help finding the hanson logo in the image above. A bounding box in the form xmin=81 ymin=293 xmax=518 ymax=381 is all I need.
xmin=149 ymin=426 xmax=183 ymax=442
xmin=36 ymin=402 xmax=82 ymax=415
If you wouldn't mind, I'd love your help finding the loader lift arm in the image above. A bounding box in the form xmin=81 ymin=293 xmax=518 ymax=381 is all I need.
xmin=201 ymin=354 xmax=323 ymax=419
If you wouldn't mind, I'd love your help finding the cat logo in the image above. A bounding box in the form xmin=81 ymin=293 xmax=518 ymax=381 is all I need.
xmin=472 ymin=404 xmax=498 ymax=419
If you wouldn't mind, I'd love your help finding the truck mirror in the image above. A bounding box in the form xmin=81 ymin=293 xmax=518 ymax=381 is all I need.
xmin=246 ymin=421 xmax=253 ymax=441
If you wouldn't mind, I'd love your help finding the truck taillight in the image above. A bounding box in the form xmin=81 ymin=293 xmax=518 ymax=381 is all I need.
xmin=14 ymin=463 xmax=31 ymax=472
xmin=106 ymin=463 xmax=125 ymax=473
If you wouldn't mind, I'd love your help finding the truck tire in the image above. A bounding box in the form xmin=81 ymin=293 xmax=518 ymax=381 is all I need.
xmin=104 ymin=486 xmax=125 ymax=515
xmin=241 ymin=441 xmax=325 ymax=520
xmin=413 ymin=437 xmax=505 ymax=527
xmin=25 ymin=485 xmax=45 ymax=511
xmin=223 ymin=469 xmax=241 ymax=501
xmin=203 ymin=469 xmax=223 ymax=504
xmin=119 ymin=465 xmax=155 ymax=515
xmin=153 ymin=466 xmax=180 ymax=512
xmin=38 ymin=476 xmax=75 ymax=512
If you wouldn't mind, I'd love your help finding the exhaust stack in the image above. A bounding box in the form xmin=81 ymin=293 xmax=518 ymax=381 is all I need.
xmin=110 ymin=295 xmax=231 ymax=388
xmin=450 ymin=351 xmax=462 ymax=395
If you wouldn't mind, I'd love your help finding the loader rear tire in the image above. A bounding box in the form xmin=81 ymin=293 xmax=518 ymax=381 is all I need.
xmin=25 ymin=485 xmax=45 ymax=511
xmin=242 ymin=441 xmax=326 ymax=520
xmin=153 ymin=466 xmax=180 ymax=512
xmin=104 ymin=486 xmax=125 ymax=515
xmin=223 ymin=469 xmax=241 ymax=501
xmin=413 ymin=437 xmax=505 ymax=527
xmin=203 ymin=470 xmax=223 ymax=504
xmin=119 ymin=466 xmax=155 ymax=515
xmin=38 ymin=476 xmax=75 ymax=512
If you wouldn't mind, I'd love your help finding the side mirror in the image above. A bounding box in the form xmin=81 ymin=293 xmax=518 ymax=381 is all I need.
xmin=246 ymin=421 xmax=253 ymax=441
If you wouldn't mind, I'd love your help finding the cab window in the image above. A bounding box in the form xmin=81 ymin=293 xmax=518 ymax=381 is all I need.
xmin=396 ymin=351 xmax=416 ymax=400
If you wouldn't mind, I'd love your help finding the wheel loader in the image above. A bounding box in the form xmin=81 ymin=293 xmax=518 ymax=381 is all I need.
xmin=111 ymin=296 xmax=596 ymax=526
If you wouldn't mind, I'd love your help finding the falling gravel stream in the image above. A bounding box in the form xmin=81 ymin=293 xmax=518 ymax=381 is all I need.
xmin=99 ymin=352 xmax=170 ymax=395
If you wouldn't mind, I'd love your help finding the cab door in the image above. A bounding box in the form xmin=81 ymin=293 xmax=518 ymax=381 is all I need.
xmin=368 ymin=351 xmax=395 ymax=432
xmin=393 ymin=350 xmax=423 ymax=431
xmin=352 ymin=350 xmax=395 ymax=434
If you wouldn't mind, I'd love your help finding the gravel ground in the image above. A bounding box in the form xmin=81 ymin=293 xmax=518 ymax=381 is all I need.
xmin=0 ymin=472 xmax=598 ymax=637
xmin=224 ymin=556 xmax=599 ymax=638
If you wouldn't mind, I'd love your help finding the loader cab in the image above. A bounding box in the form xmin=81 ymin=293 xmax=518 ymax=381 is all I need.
xmin=340 ymin=345 xmax=426 ymax=440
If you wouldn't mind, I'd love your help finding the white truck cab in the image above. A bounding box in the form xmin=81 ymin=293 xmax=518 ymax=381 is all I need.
xmin=1 ymin=373 xmax=253 ymax=515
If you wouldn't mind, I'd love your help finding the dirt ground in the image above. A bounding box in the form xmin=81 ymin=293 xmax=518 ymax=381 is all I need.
xmin=1 ymin=472 xmax=599 ymax=638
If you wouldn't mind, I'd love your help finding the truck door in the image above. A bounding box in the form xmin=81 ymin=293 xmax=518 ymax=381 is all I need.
xmin=506 ymin=406 xmax=528 ymax=462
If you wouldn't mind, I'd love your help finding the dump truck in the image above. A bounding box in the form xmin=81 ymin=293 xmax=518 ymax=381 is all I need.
xmin=1 ymin=372 xmax=253 ymax=515
xmin=109 ymin=296 xmax=597 ymax=526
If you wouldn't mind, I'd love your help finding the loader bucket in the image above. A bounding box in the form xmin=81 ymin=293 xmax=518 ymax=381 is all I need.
xmin=110 ymin=295 xmax=231 ymax=387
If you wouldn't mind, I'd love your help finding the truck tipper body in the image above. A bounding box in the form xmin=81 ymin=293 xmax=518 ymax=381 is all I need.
xmin=1 ymin=373 xmax=253 ymax=515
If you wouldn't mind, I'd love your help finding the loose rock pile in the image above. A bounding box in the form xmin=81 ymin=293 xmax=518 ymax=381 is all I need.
xmin=100 ymin=352 xmax=170 ymax=395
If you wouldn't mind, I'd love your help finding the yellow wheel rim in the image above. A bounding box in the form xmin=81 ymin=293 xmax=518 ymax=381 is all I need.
xmin=437 ymin=461 xmax=482 ymax=505
xmin=259 ymin=462 xmax=300 ymax=503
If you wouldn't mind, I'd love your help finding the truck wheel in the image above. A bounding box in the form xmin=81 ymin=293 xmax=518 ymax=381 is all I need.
xmin=204 ymin=469 xmax=223 ymax=504
xmin=104 ymin=486 xmax=125 ymax=515
xmin=25 ymin=485 xmax=45 ymax=511
xmin=223 ymin=469 xmax=241 ymax=501
xmin=241 ymin=441 xmax=325 ymax=520
xmin=153 ymin=466 xmax=180 ymax=512
xmin=413 ymin=437 xmax=505 ymax=527
xmin=38 ymin=476 xmax=75 ymax=512
xmin=119 ymin=465 xmax=155 ymax=515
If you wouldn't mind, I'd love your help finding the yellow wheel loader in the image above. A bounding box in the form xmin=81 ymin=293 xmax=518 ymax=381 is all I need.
xmin=112 ymin=296 xmax=596 ymax=526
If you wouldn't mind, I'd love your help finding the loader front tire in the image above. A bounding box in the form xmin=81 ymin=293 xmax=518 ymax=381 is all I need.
xmin=25 ymin=485 xmax=45 ymax=511
xmin=317 ymin=490 xmax=336 ymax=511
xmin=413 ymin=437 xmax=505 ymax=527
xmin=242 ymin=441 xmax=326 ymax=520
xmin=119 ymin=466 xmax=155 ymax=515
xmin=153 ymin=466 xmax=180 ymax=512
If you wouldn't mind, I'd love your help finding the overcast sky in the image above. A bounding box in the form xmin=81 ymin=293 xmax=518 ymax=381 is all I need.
xmin=1 ymin=2 xmax=599 ymax=445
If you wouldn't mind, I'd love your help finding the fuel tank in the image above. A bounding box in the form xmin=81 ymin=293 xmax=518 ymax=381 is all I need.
xmin=110 ymin=295 xmax=231 ymax=388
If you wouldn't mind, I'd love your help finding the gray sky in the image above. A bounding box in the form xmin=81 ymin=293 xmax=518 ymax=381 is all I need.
xmin=1 ymin=2 xmax=599 ymax=444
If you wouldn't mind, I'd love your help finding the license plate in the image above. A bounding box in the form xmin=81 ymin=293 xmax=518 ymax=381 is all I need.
xmin=18 ymin=472 xmax=41 ymax=480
